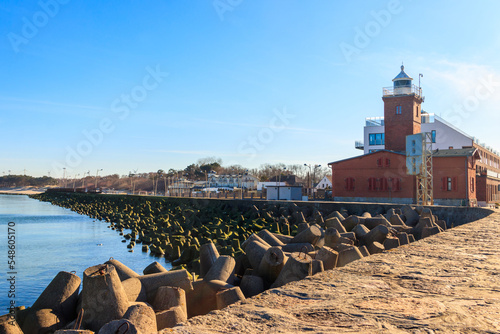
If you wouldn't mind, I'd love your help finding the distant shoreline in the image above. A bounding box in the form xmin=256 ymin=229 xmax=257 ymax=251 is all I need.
xmin=0 ymin=187 xmax=46 ymax=195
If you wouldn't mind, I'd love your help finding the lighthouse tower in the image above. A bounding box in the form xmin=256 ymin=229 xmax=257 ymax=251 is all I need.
xmin=382 ymin=65 xmax=424 ymax=152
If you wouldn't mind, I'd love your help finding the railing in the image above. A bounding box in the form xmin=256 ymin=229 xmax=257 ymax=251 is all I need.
xmin=382 ymin=84 xmax=423 ymax=98
xmin=365 ymin=116 xmax=384 ymax=127
xmin=355 ymin=140 xmax=364 ymax=150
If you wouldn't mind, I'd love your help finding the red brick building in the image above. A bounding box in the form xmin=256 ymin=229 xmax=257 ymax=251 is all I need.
xmin=329 ymin=66 xmax=499 ymax=207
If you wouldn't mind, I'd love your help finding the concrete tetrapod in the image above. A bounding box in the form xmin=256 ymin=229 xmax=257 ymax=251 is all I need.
xmin=290 ymin=225 xmax=322 ymax=246
xmin=396 ymin=232 xmax=410 ymax=246
xmin=239 ymin=275 xmax=265 ymax=298
xmin=143 ymin=261 xmax=168 ymax=275
xmin=185 ymin=280 xmax=234 ymax=318
xmin=123 ymin=302 xmax=157 ymax=334
xmin=156 ymin=306 xmax=187 ymax=330
xmin=363 ymin=216 xmax=391 ymax=230
xmin=271 ymin=252 xmax=312 ymax=288
xmin=153 ymin=286 xmax=187 ymax=320
xmin=21 ymin=271 xmax=81 ymax=334
xmin=256 ymin=229 xmax=285 ymax=247
xmin=323 ymin=228 xmax=341 ymax=248
xmin=311 ymin=259 xmax=324 ymax=275
xmin=367 ymin=241 xmax=385 ymax=255
xmin=199 ymin=242 xmax=220 ymax=277
xmin=324 ymin=217 xmax=347 ymax=233
xmin=241 ymin=234 xmax=270 ymax=251
xmin=337 ymin=246 xmax=364 ymax=267
xmin=97 ymin=319 xmax=139 ymax=334
xmin=22 ymin=309 xmax=62 ymax=334
xmin=362 ymin=225 xmax=390 ymax=245
xmin=216 ymin=287 xmax=246 ymax=310
xmin=104 ymin=259 xmax=139 ymax=281
xmin=80 ymin=264 xmax=129 ymax=332
xmin=121 ymin=277 xmax=147 ymax=303
xmin=203 ymin=255 xmax=236 ymax=284
xmin=315 ymin=246 xmax=338 ymax=270
xmin=245 ymin=240 xmax=271 ymax=271
xmin=383 ymin=237 xmax=400 ymax=250
xmin=54 ymin=330 xmax=93 ymax=334
xmin=0 ymin=314 xmax=23 ymax=334
xmin=282 ymin=243 xmax=314 ymax=253
xmin=401 ymin=205 xmax=420 ymax=226
xmin=341 ymin=215 xmax=360 ymax=232
xmin=257 ymin=246 xmax=288 ymax=284
xmin=136 ymin=269 xmax=193 ymax=304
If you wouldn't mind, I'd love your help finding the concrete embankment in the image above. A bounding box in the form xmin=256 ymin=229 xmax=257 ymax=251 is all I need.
xmin=173 ymin=210 xmax=500 ymax=333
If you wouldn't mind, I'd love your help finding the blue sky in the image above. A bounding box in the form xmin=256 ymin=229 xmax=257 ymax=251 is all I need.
xmin=1 ymin=0 xmax=500 ymax=177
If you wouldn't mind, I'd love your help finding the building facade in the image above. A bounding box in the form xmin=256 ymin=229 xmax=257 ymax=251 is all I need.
xmin=330 ymin=65 xmax=500 ymax=207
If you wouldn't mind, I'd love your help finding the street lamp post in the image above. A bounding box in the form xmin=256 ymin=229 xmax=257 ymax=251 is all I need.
xmin=304 ymin=164 xmax=321 ymax=197
xmin=73 ymin=174 xmax=79 ymax=191
xmin=63 ymin=168 xmax=67 ymax=188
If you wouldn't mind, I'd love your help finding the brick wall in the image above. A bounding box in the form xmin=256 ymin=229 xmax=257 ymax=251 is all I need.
xmin=383 ymin=94 xmax=422 ymax=151
xmin=331 ymin=151 xmax=474 ymax=203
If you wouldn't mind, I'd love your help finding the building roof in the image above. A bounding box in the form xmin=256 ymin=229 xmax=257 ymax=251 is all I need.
xmin=392 ymin=65 xmax=413 ymax=81
xmin=432 ymin=147 xmax=479 ymax=158
xmin=328 ymin=149 xmax=405 ymax=166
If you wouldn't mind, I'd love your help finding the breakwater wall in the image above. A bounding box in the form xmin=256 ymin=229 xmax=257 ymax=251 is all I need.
xmin=11 ymin=192 xmax=493 ymax=333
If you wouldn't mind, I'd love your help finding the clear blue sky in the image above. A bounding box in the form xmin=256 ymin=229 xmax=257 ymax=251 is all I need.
xmin=1 ymin=0 xmax=499 ymax=177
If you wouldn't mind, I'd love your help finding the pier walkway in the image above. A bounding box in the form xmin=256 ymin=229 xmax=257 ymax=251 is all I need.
xmin=174 ymin=211 xmax=500 ymax=333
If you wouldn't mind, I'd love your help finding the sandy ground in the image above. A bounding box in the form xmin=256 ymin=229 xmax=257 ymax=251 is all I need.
xmin=0 ymin=187 xmax=46 ymax=195
xmin=173 ymin=212 xmax=500 ymax=333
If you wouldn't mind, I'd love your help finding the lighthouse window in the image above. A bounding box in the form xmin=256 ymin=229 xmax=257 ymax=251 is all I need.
xmin=396 ymin=106 xmax=402 ymax=114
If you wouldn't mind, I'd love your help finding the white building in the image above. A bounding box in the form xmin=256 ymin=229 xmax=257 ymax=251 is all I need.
xmin=315 ymin=175 xmax=332 ymax=190
xmin=358 ymin=112 xmax=489 ymax=155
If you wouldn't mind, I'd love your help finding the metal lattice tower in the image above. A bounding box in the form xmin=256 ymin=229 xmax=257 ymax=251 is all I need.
xmin=416 ymin=132 xmax=433 ymax=205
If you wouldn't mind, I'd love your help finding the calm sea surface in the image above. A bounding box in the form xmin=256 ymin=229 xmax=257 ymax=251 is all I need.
xmin=0 ymin=194 xmax=171 ymax=314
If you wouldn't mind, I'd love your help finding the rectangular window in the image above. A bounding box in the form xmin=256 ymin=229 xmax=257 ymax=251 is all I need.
xmin=368 ymin=177 xmax=375 ymax=191
xmin=471 ymin=177 xmax=474 ymax=193
xmin=447 ymin=177 xmax=452 ymax=191
xmin=369 ymin=133 xmax=385 ymax=146
xmin=431 ymin=130 xmax=436 ymax=143
xmin=396 ymin=106 xmax=402 ymax=114
xmin=345 ymin=177 xmax=355 ymax=191
xmin=385 ymin=158 xmax=390 ymax=167
xmin=379 ymin=178 xmax=388 ymax=191
xmin=395 ymin=178 xmax=401 ymax=191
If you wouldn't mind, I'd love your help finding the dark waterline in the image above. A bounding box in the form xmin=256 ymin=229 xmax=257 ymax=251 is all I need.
xmin=0 ymin=194 xmax=171 ymax=314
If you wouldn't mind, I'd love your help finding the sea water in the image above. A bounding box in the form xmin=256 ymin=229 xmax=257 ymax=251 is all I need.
xmin=0 ymin=194 xmax=171 ymax=314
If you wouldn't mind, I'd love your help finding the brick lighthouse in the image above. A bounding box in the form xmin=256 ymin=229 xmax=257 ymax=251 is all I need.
xmin=382 ymin=65 xmax=424 ymax=152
